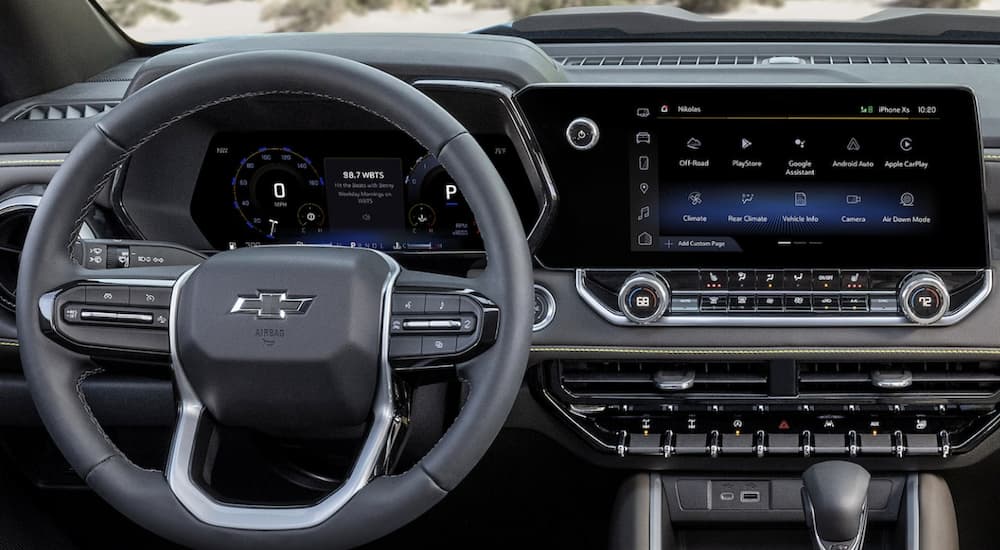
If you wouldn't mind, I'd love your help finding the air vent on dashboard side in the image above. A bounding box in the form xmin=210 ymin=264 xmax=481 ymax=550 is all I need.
xmin=554 ymin=55 xmax=1000 ymax=67
xmin=14 ymin=102 xmax=117 ymax=121
xmin=798 ymin=361 xmax=1000 ymax=398
xmin=558 ymin=360 xmax=768 ymax=400
xmin=0 ymin=198 xmax=37 ymax=312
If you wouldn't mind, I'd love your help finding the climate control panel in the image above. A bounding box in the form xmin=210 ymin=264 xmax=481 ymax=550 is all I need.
xmin=578 ymin=268 xmax=989 ymax=327
xmin=538 ymin=359 xmax=1000 ymax=462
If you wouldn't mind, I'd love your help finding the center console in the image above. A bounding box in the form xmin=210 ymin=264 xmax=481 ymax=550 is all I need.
xmin=517 ymin=85 xmax=990 ymax=327
xmin=516 ymin=85 xmax=999 ymax=467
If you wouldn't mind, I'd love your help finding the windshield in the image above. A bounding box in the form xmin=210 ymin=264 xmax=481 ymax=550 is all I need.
xmin=96 ymin=0 xmax=999 ymax=43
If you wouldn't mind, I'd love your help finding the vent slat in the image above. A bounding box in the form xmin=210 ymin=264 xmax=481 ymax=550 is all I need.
xmin=559 ymin=54 xmax=998 ymax=68
xmin=13 ymin=102 xmax=118 ymax=121
xmin=559 ymin=360 xmax=769 ymax=399
xmin=799 ymin=361 xmax=1000 ymax=396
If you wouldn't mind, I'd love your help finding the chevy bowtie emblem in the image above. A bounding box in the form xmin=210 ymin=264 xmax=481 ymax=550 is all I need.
xmin=230 ymin=291 xmax=314 ymax=320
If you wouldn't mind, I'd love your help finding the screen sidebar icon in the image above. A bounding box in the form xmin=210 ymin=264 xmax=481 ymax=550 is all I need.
xmin=631 ymin=131 xmax=658 ymax=249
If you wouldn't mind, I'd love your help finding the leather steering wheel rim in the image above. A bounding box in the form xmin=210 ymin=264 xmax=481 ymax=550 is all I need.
xmin=16 ymin=51 xmax=533 ymax=549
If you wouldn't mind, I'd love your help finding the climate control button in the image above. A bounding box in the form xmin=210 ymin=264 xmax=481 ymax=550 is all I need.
xmin=618 ymin=272 xmax=670 ymax=324
xmin=899 ymin=272 xmax=950 ymax=324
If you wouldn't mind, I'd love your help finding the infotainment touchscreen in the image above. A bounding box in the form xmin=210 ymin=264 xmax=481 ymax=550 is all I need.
xmin=517 ymin=86 xmax=987 ymax=269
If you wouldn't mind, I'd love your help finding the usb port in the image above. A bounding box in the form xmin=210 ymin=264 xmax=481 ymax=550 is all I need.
xmin=719 ymin=491 xmax=735 ymax=502
xmin=740 ymin=491 xmax=760 ymax=503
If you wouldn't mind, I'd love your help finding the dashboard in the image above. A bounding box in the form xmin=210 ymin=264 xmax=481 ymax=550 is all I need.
xmin=12 ymin=31 xmax=1000 ymax=472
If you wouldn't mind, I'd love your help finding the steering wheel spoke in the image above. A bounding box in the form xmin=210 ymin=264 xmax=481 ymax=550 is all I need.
xmin=41 ymin=262 xmax=197 ymax=358
xmin=388 ymin=268 xmax=500 ymax=368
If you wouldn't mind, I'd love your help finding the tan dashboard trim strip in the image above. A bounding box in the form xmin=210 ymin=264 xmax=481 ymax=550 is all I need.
xmin=531 ymin=346 xmax=1000 ymax=356
xmin=0 ymin=159 xmax=64 ymax=167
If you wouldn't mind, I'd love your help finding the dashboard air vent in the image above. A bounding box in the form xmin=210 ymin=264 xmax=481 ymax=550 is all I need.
xmin=558 ymin=360 xmax=768 ymax=400
xmin=14 ymin=102 xmax=117 ymax=121
xmin=554 ymin=55 xmax=1000 ymax=67
xmin=0 ymin=199 xmax=37 ymax=312
xmin=798 ymin=361 xmax=1000 ymax=398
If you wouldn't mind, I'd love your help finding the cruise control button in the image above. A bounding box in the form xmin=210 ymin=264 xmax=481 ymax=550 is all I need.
xmin=79 ymin=311 xmax=120 ymax=322
xmin=426 ymin=295 xmax=461 ymax=314
xmin=459 ymin=315 xmax=477 ymax=333
xmin=85 ymin=286 xmax=128 ymax=305
xmin=115 ymin=312 xmax=155 ymax=324
xmin=129 ymin=287 xmax=172 ymax=307
xmin=421 ymin=335 xmax=457 ymax=355
xmin=152 ymin=311 xmax=170 ymax=328
xmin=784 ymin=295 xmax=812 ymax=311
xmin=62 ymin=304 xmax=83 ymax=323
xmin=392 ymin=294 xmax=425 ymax=314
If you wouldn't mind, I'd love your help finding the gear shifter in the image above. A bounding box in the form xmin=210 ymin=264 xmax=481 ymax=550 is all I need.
xmin=801 ymin=461 xmax=871 ymax=550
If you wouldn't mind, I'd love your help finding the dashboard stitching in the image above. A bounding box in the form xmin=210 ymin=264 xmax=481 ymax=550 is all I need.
xmin=67 ymin=89 xmax=451 ymax=254
xmin=531 ymin=346 xmax=1000 ymax=355
xmin=75 ymin=366 xmax=157 ymax=473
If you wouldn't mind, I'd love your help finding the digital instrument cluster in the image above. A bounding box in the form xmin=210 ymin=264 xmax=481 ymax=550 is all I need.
xmin=191 ymin=131 xmax=533 ymax=252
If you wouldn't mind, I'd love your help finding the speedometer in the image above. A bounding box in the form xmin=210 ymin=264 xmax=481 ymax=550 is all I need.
xmin=232 ymin=147 xmax=326 ymax=240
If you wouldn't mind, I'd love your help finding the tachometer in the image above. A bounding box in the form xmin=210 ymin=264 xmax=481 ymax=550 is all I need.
xmin=232 ymin=147 xmax=326 ymax=240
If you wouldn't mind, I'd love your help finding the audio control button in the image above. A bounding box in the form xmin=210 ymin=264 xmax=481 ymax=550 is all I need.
xmin=566 ymin=117 xmax=599 ymax=150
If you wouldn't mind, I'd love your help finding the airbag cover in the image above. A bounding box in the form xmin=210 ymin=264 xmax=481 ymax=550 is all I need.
xmin=174 ymin=246 xmax=391 ymax=437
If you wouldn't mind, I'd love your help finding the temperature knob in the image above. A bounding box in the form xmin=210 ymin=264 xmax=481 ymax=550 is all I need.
xmin=618 ymin=272 xmax=670 ymax=324
xmin=899 ymin=272 xmax=950 ymax=325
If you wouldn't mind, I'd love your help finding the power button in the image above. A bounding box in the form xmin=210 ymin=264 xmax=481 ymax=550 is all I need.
xmin=566 ymin=117 xmax=600 ymax=151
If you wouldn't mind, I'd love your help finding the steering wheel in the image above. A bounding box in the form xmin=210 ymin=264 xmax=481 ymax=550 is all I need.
xmin=16 ymin=51 xmax=533 ymax=549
